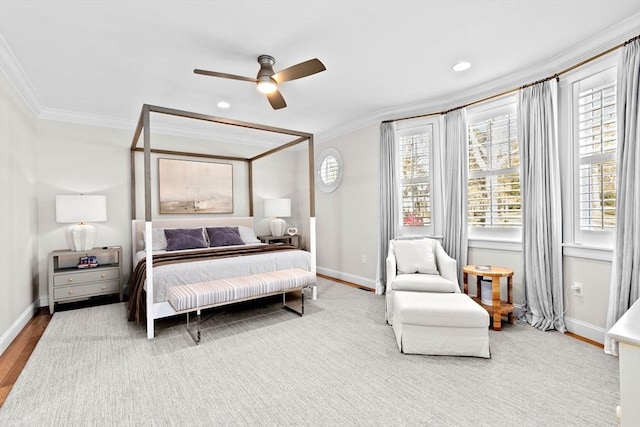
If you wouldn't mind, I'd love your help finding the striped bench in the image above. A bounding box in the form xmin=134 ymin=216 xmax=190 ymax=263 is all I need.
xmin=166 ymin=268 xmax=316 ymax=343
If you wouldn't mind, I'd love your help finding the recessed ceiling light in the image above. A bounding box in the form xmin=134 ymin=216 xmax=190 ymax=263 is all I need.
xmin=217 ymin=101 xmax=230 ymax=109
xmin=452 ymin=61 xmax=471 ymax=72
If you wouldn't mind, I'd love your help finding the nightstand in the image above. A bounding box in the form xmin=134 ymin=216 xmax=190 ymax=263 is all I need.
xmin=48 ymin=246 xmax=122 ymax=314
xmin=258 ymin=235 xmax=300 ymax=249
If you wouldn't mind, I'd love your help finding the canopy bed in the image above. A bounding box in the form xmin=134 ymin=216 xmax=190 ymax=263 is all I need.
xmin=129 ymin=104 xmax=316 ymax=339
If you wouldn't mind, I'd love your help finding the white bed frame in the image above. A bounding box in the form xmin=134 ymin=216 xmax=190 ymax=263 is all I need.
xmin=130 ymin=105 xmax=317 ymax=339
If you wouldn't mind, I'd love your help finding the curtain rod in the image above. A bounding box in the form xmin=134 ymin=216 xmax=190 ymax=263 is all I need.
xmin=383 ymin=34 xmax=639 ymax=124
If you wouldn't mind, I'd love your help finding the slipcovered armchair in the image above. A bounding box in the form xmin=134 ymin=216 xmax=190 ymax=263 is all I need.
xmin=385 ymin=238 xmax=460 ymax=325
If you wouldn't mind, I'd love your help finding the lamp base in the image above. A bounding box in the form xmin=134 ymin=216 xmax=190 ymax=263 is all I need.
xmin=269 ymin=218 xmax=286 ymax=237
xmin=67 ymin=223 xmax=96 ymax=251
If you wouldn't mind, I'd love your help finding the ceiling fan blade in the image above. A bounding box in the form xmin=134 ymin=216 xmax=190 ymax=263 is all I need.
xmin=266 ymin=89 xmax=287 ymax=110
xmin=194 ymin=69 xmax=257 ymax=83
xmin=272 ymin=58 xmax=326 ymax=83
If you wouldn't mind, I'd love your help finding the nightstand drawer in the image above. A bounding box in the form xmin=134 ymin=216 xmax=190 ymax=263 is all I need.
xmin=53 ymin=280 xmax=120 ymax=300
xmin=53 ymin=268 xmax=119 ymax=287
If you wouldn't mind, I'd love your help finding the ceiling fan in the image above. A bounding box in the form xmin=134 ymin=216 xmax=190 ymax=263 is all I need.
xmin=194 ymin=55 xmax=326 ymax=110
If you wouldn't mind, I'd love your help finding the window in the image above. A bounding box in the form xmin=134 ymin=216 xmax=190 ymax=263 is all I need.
xmin=559 ymin=56 xmax=617 ymax=256
xmin=576 ymin=72 xmax=617 ymax=231
xmin=467 ymin=99 xmax=521 ymax=229
xmin=316 ymin=148 xmax=343 ymax=193
xmin=397 ymin=122 xmax=433 ymax=231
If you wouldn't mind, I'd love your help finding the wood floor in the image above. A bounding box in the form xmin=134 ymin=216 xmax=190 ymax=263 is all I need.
xmin=0 ymin=308 xmax=52 ymax=407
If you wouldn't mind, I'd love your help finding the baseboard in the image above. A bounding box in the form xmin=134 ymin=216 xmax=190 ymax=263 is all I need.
xmin=316 ymin=267 xmax=375 ymax=290
xmin=0 ymin=301 xmax=37 ymax=356
xmin=564 ymin=316 xmax=607 ymax=345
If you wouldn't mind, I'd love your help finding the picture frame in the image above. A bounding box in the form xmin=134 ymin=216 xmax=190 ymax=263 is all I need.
xmin=158 ymin=158 xmax=233 ymax=214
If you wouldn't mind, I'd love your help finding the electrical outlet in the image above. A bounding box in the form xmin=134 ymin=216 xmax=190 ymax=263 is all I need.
xmin=571 ymin=282 xmax=584 ymax=297
xmin=361 ymin=255 xmax=367 ymax=264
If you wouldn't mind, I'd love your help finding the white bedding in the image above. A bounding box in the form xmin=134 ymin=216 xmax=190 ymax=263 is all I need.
xmin=136 ymin=247 xmax=312 ymax=303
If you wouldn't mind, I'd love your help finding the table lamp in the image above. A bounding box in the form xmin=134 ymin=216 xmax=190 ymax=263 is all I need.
xmin=264 ymin=198 xmax=291 ymax=237
xmin=56 ymin=195 xmax=107 ymax=251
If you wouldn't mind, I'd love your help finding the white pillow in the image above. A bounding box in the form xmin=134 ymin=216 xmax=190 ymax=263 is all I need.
xmin=143 ymin=228 xmax=168 ymax=251
xmin=238 ymin=226 xmax=261 ymax=244
xmin=392 ymin=239 xmax=439 ymax=275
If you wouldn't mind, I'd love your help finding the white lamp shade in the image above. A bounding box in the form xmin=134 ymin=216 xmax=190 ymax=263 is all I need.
xmin=264 ymin=198 xmax=291 ymax=218
xmin=56 ymin=195 xmax=107 ymax=223
xmin=56 ymin=195 xmax=107 ymax=251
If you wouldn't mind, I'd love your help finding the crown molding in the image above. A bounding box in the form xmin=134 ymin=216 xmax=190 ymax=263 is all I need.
xmin=39 ymin=107 xmax=285 ymax=149
xmin=0 ymin=34 xmax=44 ymax=117
xmin=38 ymin=108 xmax=135 ymax=131
xmin=317 ymin=12 xmax=640 ymax=144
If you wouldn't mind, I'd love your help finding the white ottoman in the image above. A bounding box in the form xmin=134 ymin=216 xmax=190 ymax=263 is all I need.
xmin=392 ymin=292 xmax=490 ymax=358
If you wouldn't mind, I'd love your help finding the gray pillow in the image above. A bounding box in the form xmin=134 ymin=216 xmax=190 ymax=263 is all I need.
xmin=164 ymin=228 xmax=208 ymax=251
xmin=206 ymin=227 xmax=244 ymax=247
xmin=238 ymin=226 xmax=261 ymax=244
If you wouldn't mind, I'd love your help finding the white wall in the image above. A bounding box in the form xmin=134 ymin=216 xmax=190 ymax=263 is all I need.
xmin=563 ymin=256 xmax=612 ymax=342
xmin=0 ymin=70 xmax=38 ymax=354
xmin=315 ymin=124 xmax=379 ymax=288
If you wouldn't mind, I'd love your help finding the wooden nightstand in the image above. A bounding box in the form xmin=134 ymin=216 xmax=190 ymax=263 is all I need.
xmin=48 ymin=247 xmax=122 ymax=314
xmin=258 ymin=235 xmax=300 ymax=249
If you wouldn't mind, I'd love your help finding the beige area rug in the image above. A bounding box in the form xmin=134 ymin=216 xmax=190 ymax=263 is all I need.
xmin=0 ymin=278 xmax=619 ymax=426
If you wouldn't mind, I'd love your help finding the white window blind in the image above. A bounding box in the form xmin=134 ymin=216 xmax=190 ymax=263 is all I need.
xmin=319 ymin=156 xmax=339 ymax=185
xmin=467 ymin=108 xmax=521 ymax=227
xmin=399 ymin=126 xmax=431 ymax=227
xmin=577 ymin=80 xmax=617 ymax=230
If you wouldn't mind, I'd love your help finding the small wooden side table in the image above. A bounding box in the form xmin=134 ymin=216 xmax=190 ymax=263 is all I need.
xmin=462 ymin=265 xmax=514 ymax=331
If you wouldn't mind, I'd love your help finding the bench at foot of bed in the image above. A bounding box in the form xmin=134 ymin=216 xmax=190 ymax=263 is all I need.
xmin=166 ymin=268 xmax=317 ymax=344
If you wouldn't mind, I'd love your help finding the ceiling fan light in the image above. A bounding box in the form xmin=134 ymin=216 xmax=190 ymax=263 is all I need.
xmin=257 ymin=79 xmax=277 ymax=94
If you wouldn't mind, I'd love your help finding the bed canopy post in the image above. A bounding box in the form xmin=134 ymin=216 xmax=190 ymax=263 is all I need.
xmin=129 ymin=108 xmax=145 ymax=220
xmin=248 ymin=162 xmax=254 ymax=217
xmin=308 ymin=135 xmax=315 ymax=217
xmin=143 ymin=105 xmax=152 ymax=221
xmin=142 ymin=105 xmax=156 ymax=339
xmin=308 ymin=135 xmax=317 ymax=299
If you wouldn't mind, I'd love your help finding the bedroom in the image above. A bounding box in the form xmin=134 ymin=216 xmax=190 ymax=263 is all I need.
xmin=1 ymin=1 xmax=639 ymax=425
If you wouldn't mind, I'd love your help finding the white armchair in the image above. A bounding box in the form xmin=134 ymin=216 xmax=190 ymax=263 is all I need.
xmin=385 ymin=238 xmax=460 ymax=325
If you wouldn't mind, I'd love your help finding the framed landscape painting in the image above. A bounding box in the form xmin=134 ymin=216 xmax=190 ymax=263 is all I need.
xmin=158 ymin=158 xmax=233 ymax=214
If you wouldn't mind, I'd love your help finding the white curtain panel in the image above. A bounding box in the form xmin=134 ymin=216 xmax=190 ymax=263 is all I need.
xmin=518 ymin=79 xmax=565 ymax=332
xmin=605 ymin=37 xmax=640 ymax=356
xmin=377 ymin=121 xmax=399 ymax=295
xmin=442 ymin=109 xmax=468 ymax=289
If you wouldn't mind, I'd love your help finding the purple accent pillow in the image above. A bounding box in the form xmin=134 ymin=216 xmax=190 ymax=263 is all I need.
xmin=206 ymin=227 xmax=244 ymax=247
xmin=164 ymin=228 xmax=208 ymax=251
